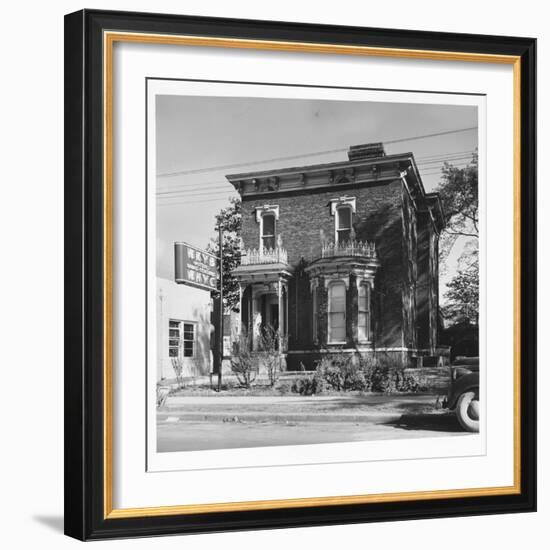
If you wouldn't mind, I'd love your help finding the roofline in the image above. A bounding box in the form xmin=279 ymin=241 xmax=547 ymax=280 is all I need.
xmin=225 ymin=152 xmax=416 ymax=182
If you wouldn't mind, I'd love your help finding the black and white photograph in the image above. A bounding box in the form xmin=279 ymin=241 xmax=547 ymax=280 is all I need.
xmin=151 ymin=85 xmax=482 ymax=456
xmin=61 ymin=4 xmax=538 ymax=542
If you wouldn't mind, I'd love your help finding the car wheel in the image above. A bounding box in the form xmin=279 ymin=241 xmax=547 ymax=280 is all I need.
xmin=456 ymin=390 xmax=480 ymax=432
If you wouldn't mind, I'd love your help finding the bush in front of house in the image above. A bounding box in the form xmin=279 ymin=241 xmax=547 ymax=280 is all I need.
xmin=291 ymin=376 xmax=326 ymax=395
xmin=230 ymin=332 xmax=257 ymax=388
xmin=361 ymin=354 xmax=426 ymax=393
xmin=315 ymin=353 xmax=368 ymax=391
xmin=257 ymin=325 xmax=287 ymax=387
xmin=300 ymin=353 xmax=427 ymax=394
xmin=368 ymin=365 xmax=422 ymax=393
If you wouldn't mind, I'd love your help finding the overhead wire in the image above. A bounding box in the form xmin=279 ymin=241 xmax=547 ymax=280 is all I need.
xmin=156 ymin=127 xmax=477 ymax=179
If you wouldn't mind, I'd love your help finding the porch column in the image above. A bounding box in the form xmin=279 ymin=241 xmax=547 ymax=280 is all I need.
xmin=238 ymin=283 xmax=243 ymax=336
xmin=277 ymin=279 xmax=283 ymax=345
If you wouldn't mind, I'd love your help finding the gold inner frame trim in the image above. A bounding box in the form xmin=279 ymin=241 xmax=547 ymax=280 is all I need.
xmin=103 ymin=30 xmax=522 ymax=520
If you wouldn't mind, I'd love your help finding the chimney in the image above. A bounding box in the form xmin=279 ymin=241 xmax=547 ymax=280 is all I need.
xmin=347 ymin=142 xmax=386 ymax=161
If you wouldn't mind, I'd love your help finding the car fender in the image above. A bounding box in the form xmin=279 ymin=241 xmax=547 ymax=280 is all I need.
xmin=447 ymin=372 xmax=479 ymax=410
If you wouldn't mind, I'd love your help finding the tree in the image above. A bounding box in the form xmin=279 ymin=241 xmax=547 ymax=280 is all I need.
xmin=442 ymin=259 xmax=479 ymax=324
xmin=207 ymin=197 xmax=242 ymax=312
xmin=437 ymin=151 xmax=478 ymax=239
xmin=436 ymin=152 xmax=479 ymax=325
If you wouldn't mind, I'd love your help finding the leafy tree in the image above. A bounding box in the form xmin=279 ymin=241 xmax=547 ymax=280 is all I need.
xmin=436 ymin=152 xmax=479 ymax=325
xmin=207 ymin=197 xmax=242 ymax=312
xmin=437 ymin=151 xmax=478 ymax=239
xmin=442 ymin=259 xmax=479 ymax=324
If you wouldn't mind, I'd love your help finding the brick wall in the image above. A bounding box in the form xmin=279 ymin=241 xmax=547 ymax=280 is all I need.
xmin=241 ymin=180 xmax=406 ymax=353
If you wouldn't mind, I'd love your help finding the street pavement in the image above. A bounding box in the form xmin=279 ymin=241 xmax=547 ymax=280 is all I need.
xmin=157 ymin=393 xmax=468 ymax=452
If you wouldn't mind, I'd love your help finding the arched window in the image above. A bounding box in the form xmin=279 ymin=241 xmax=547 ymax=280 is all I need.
xmin=261 ymin=213 xmax=276 ymax=250
xmin=357 ymin=283 xmax=371 ymax=342
xmin=328 ymin=282 xmax=346 ymax=343
xmin=335 ymin=206 xmax=352 ymax=244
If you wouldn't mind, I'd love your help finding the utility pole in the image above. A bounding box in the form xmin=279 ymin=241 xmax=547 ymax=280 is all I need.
xmin=217 ymin=225 xmax=224 ymax=392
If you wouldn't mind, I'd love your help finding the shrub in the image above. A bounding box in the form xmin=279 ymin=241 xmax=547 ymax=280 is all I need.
xmin=362 ymin=355 xmax=425 ymax=393
xmin=257 ymin=325 xmax=286 ymax=386
xmin=291 ymin=376 xmax=325 ymax=395
xmin=316 ymin=353 xmax=368 ymax=391
xmin=277 ymin=382 xmax=291 ymax=395
xmin=170 ymin=357 xmax=184 ymax=388
xmin=230 ymin=331 xmax=257 ymax=388
xmin=313 ymin=352 xmax=426 ymax=394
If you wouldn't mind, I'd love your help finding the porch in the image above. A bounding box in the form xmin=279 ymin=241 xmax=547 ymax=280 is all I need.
xmin=232 ymin=246 xmax=293 ymax=352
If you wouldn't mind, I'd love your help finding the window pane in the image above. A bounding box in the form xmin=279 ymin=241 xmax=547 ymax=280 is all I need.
xmin=262 ymin=236 xmax=275 ymax=250
xmin=183 ymin=341 xmax=194 ymax=357
xmin=169 ymin=328 xmax=180 ymax=338
xmin=262 ymin=214 xmax=275 ymax=236
xmin=169 ymin=339 xmax=179 ymax=347
xmin=331 ymin=283 xmax=345 ymax=299
xmin=337 ymin=207 xmax=351 ymax=229
xmin=358 ymin=285 xmax=368 ymax=311
xmin=330 ymin=284 xmax=346 ymax=313
xmin=337 ymin=229 xmax=351 ymax=243
xmin=331 ymin=315 xmax=346 ymax=341
xmin=169 ymin=348 xmax=179 ymax=357
xmin=331 ymin=312 xmax=345 ymax=328
xmin=183 ymin=324 xmax=194 ymax=340
xmin=312 ymin=290 xmax=318 ymax=341
xmin=329 ymin=283 xmax=346 ymax=341
xmin=169 ymin=320 xmax=180 ymax=328
xmin=332 ymin=297 xmax=345 ymax=313
xmin=358 ymin=313 xmax=368 ymax=341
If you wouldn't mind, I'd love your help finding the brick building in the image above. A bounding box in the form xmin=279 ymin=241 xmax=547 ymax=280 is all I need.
xmin=229 ymin=143 xmax=446 ymax=369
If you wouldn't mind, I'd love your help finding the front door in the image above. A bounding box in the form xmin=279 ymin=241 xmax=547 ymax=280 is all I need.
xmin=269 ymin=303 xmax=279 ymax=333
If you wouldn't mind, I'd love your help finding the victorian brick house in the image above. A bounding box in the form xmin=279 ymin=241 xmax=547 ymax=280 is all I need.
xmin=229 ymin=143 xmax=445 ymax=369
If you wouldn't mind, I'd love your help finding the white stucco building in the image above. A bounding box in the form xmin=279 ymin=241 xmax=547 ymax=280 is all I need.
xmin=156 ymin=277 xmax=213 ymax=381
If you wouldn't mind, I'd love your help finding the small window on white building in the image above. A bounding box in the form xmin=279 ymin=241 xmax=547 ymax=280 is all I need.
xmin=261 ymin=213 xmax=276 ymax=250
xmin=168 ymin=320 xmax=195 ymax=358
xmin=328 ymin=282 xmax=346 ymax=343
xmin=335 ymin=206 xmax=352 ymax=244
xmin=357 ymin=283 xmax=371 ymax=342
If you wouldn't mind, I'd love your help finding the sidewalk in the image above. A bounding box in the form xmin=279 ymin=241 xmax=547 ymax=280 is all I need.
xmin=158 ymin=393 xmax=447 ymax=424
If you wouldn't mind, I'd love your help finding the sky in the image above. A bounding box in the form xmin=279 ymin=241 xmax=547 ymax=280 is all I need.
xmin=155 ymin=94 xmax=478 ymax=298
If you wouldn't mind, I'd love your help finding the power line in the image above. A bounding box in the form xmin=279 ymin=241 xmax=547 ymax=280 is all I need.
xmin=156 ymin=166 xmax=475 ymax=200
xmin=155 ymin=161 xmax=474 ymax=200
xmin=156 ymin=151 xmax=475 ymax=193
xmin=156 ymin=153 xmax=476 ymax=197
xmin=156 ymin=127 xmax=477 ymax=178
xmin=158 ymin=196 xmax=235 ymax=207
xmin=157 ymin=186 xmax=233 ymax=197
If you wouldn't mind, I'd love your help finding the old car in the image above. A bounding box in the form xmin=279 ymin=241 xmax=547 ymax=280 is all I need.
xmin=443 ymin=356 xmax=479 ymax=432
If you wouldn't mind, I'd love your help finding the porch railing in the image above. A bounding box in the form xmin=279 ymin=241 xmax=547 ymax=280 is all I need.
xmin=321 ymin=240 xmax=377 ymax=259
xmin=240 ymin=247 xmax=289 ymax=266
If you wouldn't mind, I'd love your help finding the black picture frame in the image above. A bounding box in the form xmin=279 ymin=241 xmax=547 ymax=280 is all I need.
xmin=64 ymin=8 xmax=536 ymax=541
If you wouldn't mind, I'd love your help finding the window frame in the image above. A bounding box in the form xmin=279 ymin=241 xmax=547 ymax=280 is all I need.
xmin=327 ymin=281 xmax=347 ymax=344
xmin=260 ymin=211 xmax=276 ymax=251
xmin=312 ymin=285 xmax=318 ymax=344
xmin=357 ymin=282 xmax=371 ymax=343
xmin=335 ymin=204 xmax=353 ymax=245
xmin=168 ymin=319 xmax=196 ymax=359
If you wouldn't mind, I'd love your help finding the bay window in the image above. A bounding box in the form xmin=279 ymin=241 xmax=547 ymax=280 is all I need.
xmin=328 ymin=282 xmax=346 ymax=343
xmin=357 ymin=283 xmax=371 ymax=342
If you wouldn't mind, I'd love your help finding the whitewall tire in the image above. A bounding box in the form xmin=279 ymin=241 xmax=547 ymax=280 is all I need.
xmin=456 ymin=390 xmax=480 ymax=432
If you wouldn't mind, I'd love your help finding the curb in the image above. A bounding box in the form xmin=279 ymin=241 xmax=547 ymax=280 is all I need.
xmin=156 ymin=411 xmax=412 ymax=424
